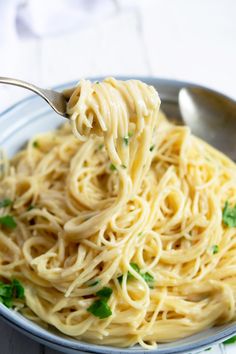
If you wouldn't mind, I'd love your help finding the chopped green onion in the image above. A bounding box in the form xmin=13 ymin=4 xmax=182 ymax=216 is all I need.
xmin=0 ymin=215 xmax=17 ymax=229
xmin=222 ymin=201 xmax=236 ymax=227
xmin=87 ymin=299 xmax=112 ymax=319
xmin=212 ymin=245 xmax=219 ymax=254
xmin=0 ymin=199 xmax=13 ymax=208
xmin=109 ymin=163 xmax=117 ymax=171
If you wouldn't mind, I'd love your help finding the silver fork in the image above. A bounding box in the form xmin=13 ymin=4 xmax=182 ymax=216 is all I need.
xmin=0 ymin=76 xmax=68 ymax=117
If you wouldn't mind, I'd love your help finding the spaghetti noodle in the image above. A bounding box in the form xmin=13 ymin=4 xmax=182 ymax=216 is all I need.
xmin=0 ymin=78 xmax=236 ymax=349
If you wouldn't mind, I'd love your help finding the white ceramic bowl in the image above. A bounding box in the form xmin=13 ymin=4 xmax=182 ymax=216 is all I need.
xmin=0 ymin=77 xmax=235 ymax=354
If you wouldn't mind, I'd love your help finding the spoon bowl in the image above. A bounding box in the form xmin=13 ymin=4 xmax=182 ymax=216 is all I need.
xmin=179 ymin=87 xmax=236 ymax=160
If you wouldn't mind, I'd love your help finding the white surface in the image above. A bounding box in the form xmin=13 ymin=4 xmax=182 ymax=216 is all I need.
xmin=0 ymin=0 xmax=235 ymax=353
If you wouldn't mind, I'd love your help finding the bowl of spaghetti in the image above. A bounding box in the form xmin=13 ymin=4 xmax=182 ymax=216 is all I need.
xmin=0 ymin=77 xmax=236 ymax=354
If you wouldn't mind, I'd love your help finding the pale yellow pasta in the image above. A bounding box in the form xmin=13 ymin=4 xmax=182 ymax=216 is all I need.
xmin=0 ymin=78 xmax=236 ymax=349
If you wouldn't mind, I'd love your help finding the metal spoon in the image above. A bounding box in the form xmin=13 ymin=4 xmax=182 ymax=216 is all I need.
xmin=0 ymin=76 xmax=68 ymax=117
xmin=1 ymin=77 xmax=236 ymax=160
xmin=179 ymin=87 xmax=236 ymax=160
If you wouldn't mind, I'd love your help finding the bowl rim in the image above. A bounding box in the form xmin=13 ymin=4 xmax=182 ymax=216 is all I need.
xmin=0 ymin=76 xmax=236 ymax=354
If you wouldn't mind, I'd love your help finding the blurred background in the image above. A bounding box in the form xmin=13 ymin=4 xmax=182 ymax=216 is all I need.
xmin=0 ymin=0 xmax=235 ymax=113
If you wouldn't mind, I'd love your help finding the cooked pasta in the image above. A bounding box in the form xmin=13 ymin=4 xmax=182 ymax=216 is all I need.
xmin=0 ymin=77 xmax=236 ymax=349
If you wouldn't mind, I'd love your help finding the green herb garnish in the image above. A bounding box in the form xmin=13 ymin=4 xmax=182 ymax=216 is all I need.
xmin=27 ymin=205 xmax=35 ymax=211
xmin=130 ymin=263 xmax=154 ymax=287
xmin=223 ymin=335 xmax=236 ymax=345
xmin=123 ymin=136 xmax=129 ymax=146
xmin=88 ymin=280 xmax=100 ymax=287
xmin=142 ymin=272 xmax=154 ymax=286
xmin=149 ymin=145 xmax=155 ymax=152
xmin=130 ymin=263 xmax=140 ymax=273
xmin=87 ymin=299 xmax=112 ymax=319
xmin=0 ymin=215 xmax=17 ymax=229
xmin=222 ymin=201 xmax=236 ymax=227
xmin=98 ymin=144 xmax=104 ymax=150
xmin=0 ymin=279 xmax=24 ymax=308
xmin=212 ymin=245 xmax=219 ymax=254
xmin=118 ymin=263 xmax=154 ymax=288
xmin=33 ymin=141 xmax=39 ymax=148
xmin=117 ymin=275 xmax=123 ymax=284
xmin=87 ymin=286 xmax=113 ymax=319
xmin=12 ymin=279 xmax=24 ymax=298
xmin=128 ymin=132 xmax=133 ymax=138
xmin=109 ymin=163 xmax=117 ymax=171
xmin=121 ymin=164 xmax=127 ymax=169
xmin=96 ymin=287 xmax=112 ymax=301
xmin=0 ymin=199 xmax=13 ymax=208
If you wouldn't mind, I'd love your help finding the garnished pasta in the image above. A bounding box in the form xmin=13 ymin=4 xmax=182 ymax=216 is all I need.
xmin=0 ymin=78 xmax=236 ymax=349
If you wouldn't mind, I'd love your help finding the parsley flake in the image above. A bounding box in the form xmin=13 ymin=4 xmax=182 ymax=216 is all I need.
xmin=109 ymin=163 xmax=117 ymax=171
xmin=0 ymin=199 xmax=13 ymax=208
xmin=212 ymin=245 xmax=219 ymax=254
xmin=222 ymin=201 xmax=236 ymax=227
xmin=118 ymin=263 xmax=154 ymax=288
xmin=87 ymin=286 xmax=113 ymax=319
xmin=0 ymin=215 xmax=17 ymax=229
xmin=0 ymin=279 xmax=24 ymax=308
xmin=130 ymin=263 xmax=154 ymax=287
xmin=149 ymin=145 xmax=155 ymax=152
xmin=123 ymin=136 xmax=129 ymax=146
xmin=12 ymin=279 xmax=24 ymax=299
xmin=88 ymin=280 xmax=100 ymax=287
xmin=87 ymin=299 xmax=112 ymax=319
xmin=121 ymin=164 xmax=127 ymax=169
xmin=117 ymin=275 xmax=123 ymax=284
xmin=96 ymin=287 xmax=112 ymax=301
xmin=33 ymin=141 xmax=39 ymax=148
xmin=130 ymin=263 xmax=140 ymax=273
xmin=224 ymin=335 xmax=236 ymax=345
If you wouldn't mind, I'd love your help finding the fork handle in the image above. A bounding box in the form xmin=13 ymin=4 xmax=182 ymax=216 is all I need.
xmin=0 ymin=76 xmax=67 ymax=117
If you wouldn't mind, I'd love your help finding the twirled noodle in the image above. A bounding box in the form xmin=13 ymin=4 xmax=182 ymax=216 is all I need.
xmin=0 ymin=78 xmax=236 ymax=349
